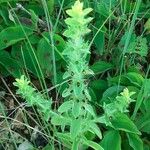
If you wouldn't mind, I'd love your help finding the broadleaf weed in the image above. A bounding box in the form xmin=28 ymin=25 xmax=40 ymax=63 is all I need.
xmin=14 ymin=1 xmax=140 ymax=149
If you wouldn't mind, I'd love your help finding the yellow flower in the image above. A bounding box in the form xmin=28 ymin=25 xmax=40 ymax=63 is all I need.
xmin=15 ymin=75 xmax=30 ymax=89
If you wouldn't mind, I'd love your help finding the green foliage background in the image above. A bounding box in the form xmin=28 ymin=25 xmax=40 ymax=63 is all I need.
xmin=0 ymin=0 xmax=150 ymax=149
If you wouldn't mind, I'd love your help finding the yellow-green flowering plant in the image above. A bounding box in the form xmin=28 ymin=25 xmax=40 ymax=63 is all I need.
xmin=14 ymin=75 xmax=53 ymax=121
xmin=14 ymin=1 xmax=103 ymax=149
xmin=100 ymin=88 xmax=135 ymax=126
xmin=14 ymin=1 xmax=138 ymax=149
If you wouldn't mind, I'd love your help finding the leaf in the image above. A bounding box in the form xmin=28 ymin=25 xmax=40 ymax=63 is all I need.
xmin=127 ymin=133 xmax=143 ymax=150
xmin=70 ymin=119 xmax=82 ymax=139
xmin=90 ymin=61 xmax=113 ymax=74
xmin=94 ymin=31 xmax=105 ymax=55
xmin=84 ymin=131 xmax=96 ymax=141
xmin=94 ymin=115 xmax=107 ymax=124
xmin=56 ymin=132 xmax=72 ymax=148
xmin=0 ymin=64 xmax=9 ymax=77
xmin=101 ymin=86 xmax=124 ymax=104
xmin=37 ymin=33 xmax=66 ymax=76
xmin=28 ymin=33 xmax=41 ymax=44
xmin=132 ymin=79 xmax=150 ymax=119
xmin=101 ymin=130 xmax=121 ymax=150
xmin=136 ymin=113 xmax=150 ymax=133
xmin=90 ymin=80 xmax=108 ymax=100
xmin=30 ymin=10 xmax=39 ymax=29
xmin=8 ymin=10 xmax=15 ymax=23
xmin=111 ymin=113 xmax=141 ymax=135
xmin=136 ymin=37 xmax=148 ymax=57
xmin=145 ymin=18 xmax=150 ymax=33
xmin=89 ymin=122 xmax=102 ymax=139
xmin=40 ymin=32 xmax=65 ymax=61
xmin=0 ymin=50 xmax=21 ymax=77
xmin=62 ymin=88 xmax=71 ymax=98
xmin=0 ymin=7 xmax=12 ymax=25
xmin=83 ymin=138 xmax=104 ymax=150
xmin=89 ymin=87 xmax=97 ymax=101
xmin=72 ymin=101 xmax=82 ymax=118
xmin=51 ymin=114 xmax=70 ymax=126
xmin=58 ymin=100 xmax=73 ymax=113
xmin=84 ymin=104 xmax=96 ymax=117
xmin=90 ymin=79 xmax=108 ymax=91
xmin=132 ymin=89 xmax=144 ymax=119
xmin=108 ymin=75 xmax=131 ymax=86
xmin=37 ymin=36 xmax=53 ymax=76
xmin=47 ymin=0 xmax=54 ymax=15
xmin=120 ymin=33 xmax=148 ymax=57
xmin=143 ymin=98 xmax=150 ymax=114
xmin=11 ymin=43 xmax=41 ymax=77
xmin=95 ymin=1 xmax=116 ymax=19
xmin=0 ymin=26 xmax=33 ymax=50
xmin=124 ymin=72 xmax=144 ymax=87
xmin=93 ymin=20 xmax=106 ymax=55
xmin=108 ymin=71 xmax=144 ymax=88
xmin=143 ymin=79 xmax=150 ymax=98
